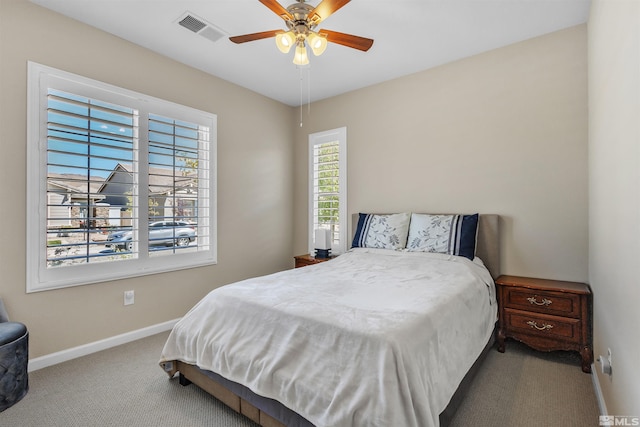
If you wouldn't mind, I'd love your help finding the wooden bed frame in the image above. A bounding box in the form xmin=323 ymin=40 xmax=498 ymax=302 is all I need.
xmin=172 ymin=214 xmax=501 ymax=427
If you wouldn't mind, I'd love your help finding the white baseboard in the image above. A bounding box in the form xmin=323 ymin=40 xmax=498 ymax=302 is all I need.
xmin=28 ymin=318 xmax=180 ymax=372
xmin=591 ymin=363 xmax=609 ymax=416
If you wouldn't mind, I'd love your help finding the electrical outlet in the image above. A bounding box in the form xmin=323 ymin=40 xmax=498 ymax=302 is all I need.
xmin=124 ymin=290 xmax=135 ymax=306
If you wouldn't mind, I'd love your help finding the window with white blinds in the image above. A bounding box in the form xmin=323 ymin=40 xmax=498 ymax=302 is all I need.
xmin=308 ymin=127 xmax=347 ymax=254
xmin=27 ymin=62 xmax=217 ymax=292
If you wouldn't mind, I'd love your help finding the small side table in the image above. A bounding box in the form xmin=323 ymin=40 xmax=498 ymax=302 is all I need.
xmin=495 ymin=275 xmax=593 ymax=373
xmin=294 ymin=254 xmax=335 ymax=268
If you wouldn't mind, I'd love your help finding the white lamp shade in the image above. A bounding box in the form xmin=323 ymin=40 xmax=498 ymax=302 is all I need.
xmin=275 ymin=31 xmax=295 ymax=53
xmin=314 ymin=228 xmax=331 ymax=250
xmin=293 ymin=43 xmax=309 ymax=65
xmin=307 ymin=32 xmax=327 ymax=56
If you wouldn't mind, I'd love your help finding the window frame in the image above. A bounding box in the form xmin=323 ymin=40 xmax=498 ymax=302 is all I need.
xmin=308 ymin=127 xmax=347 ymax=255
xmin=26 ymin=62 xmax=217 ymax=292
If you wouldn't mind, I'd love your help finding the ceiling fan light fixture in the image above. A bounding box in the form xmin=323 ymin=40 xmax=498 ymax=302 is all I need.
xmin=229 ymin=0 xmax=375 ymax=68
xmin=293 ymin=42 xmax=309 ymax=66
xmin=307 ymin=32 xmax=327 ymax=56
xmin=275 ymin=31 xmax=295 ymax=53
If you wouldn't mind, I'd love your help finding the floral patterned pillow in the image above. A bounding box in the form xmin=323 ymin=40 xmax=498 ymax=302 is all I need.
xmin=351 ymin=213 xmax=411 ymax=250
xmin=406 ymin=213 xmax=478 ymax=260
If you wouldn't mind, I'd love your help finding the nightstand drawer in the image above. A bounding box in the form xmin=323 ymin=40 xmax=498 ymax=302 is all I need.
xmin=504 ymin=308 xmax=582 ymax=344
xmin=503 ymin=287 xmax=582 ymax=318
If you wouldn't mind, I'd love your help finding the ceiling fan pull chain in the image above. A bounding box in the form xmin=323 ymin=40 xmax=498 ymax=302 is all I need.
xmin=307 ymin=67 xmax=311 ymax=117
xmin=299 ymin=66 xmax=304 ymax=127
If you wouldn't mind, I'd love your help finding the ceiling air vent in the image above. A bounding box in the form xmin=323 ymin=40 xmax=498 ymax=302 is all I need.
xmin=177 ymin=13 xmax=226 ymax=43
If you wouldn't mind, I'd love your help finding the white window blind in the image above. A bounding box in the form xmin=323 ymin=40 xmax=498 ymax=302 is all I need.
xmin=27 ymin=62 xmax=217 ymax=292
xmin=46 ymin=89 xmax=138 ymax=266
xmin=313 ymin=141 xmax=340 ymax=240
xmin=308 ymin=127 xmax=347 ymax=254
xmin=147 ymin=114 xmax=211 ymax=257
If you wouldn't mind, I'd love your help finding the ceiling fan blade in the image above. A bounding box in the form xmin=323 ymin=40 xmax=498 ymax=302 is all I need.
xmin=309 ymin=0 xmax=350 ymax=25
xmin=319 ymin=29 xmax=374 ymax=52
xmin=259 ymin=0 xmax=293 ymax=21
xmin=229 ymin=30 xmax=282 ymax=44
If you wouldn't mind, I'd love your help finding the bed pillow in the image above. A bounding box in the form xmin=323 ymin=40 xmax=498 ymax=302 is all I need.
xmin=351 ymin=213 xmax=411 ymax=250
xmin=406 ymin=213 xmax=479 ymax=260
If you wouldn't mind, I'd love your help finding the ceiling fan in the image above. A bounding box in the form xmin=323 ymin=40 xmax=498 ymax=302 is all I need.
xmin=229 ymin=0 xmax=374 ymax=65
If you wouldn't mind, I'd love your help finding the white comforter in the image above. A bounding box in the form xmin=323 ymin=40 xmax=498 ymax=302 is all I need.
xmin=160 ymin=248 xmax=497 ymax=427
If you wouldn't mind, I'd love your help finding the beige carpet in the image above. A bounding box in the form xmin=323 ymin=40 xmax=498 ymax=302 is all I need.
xmin=0 ymin=332 xmax=600 ymax=426
xmin=449 ymin=340 xmax=599 ymax=427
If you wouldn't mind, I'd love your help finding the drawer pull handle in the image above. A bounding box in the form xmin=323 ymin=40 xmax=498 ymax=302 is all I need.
xmin=527 ymin=296 xmax=552 ymax=306
xmin=527 ymin=320 xmax=554 ymax=331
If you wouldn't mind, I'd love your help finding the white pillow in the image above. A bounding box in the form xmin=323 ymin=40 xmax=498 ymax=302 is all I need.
xmin=352 ymin=213 xmax=411 ymax=250
xmin=406 ymin=213 xmax=479 ymax=260
xmin=406 ymin=214 xmax=454 ymax=253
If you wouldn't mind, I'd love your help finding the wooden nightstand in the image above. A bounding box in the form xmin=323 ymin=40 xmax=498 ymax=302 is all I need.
xmin=495 ymin=275 xmax=593 ymax=373
xmin=294 ymin=254 xmax=335 ymax=268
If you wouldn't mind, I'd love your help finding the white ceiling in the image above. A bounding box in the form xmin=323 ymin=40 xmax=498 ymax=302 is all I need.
xmin=30 ymin=0 xmax=591 ymax=106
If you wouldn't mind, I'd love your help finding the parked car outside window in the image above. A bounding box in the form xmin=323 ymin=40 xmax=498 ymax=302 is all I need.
xmin=106 ymin=221 xmax=196 ymax=251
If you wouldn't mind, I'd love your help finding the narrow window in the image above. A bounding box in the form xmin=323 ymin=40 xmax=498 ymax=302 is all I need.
xmin=308 ymin=127 xmax=347 ymax=254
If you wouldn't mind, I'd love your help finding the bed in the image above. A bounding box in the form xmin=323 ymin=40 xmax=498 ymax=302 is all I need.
xmin=160 ymin=213 xmax=500 ymax=427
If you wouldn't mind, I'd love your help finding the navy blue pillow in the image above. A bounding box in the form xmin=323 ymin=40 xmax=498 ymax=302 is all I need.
xmin=351 ymin=213 xmax=372 ymax=248
xmin=454 ymin=213 xmax=479 ymax=260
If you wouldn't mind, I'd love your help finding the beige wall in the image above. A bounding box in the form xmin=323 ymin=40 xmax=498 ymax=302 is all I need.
xmin=0 ymin=0 xmax=295 ymax=358
xmin=294 ymin=25 xmax=589 ymax=282
xmin=589 ymin=0 xmax=640 ymax=416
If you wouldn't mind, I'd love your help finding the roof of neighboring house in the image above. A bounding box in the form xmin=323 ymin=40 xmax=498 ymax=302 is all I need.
xmin=47 ymin=173 xmax=106 ymax=202
xmin=98 ymin=163 xmax=196 ymax=196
